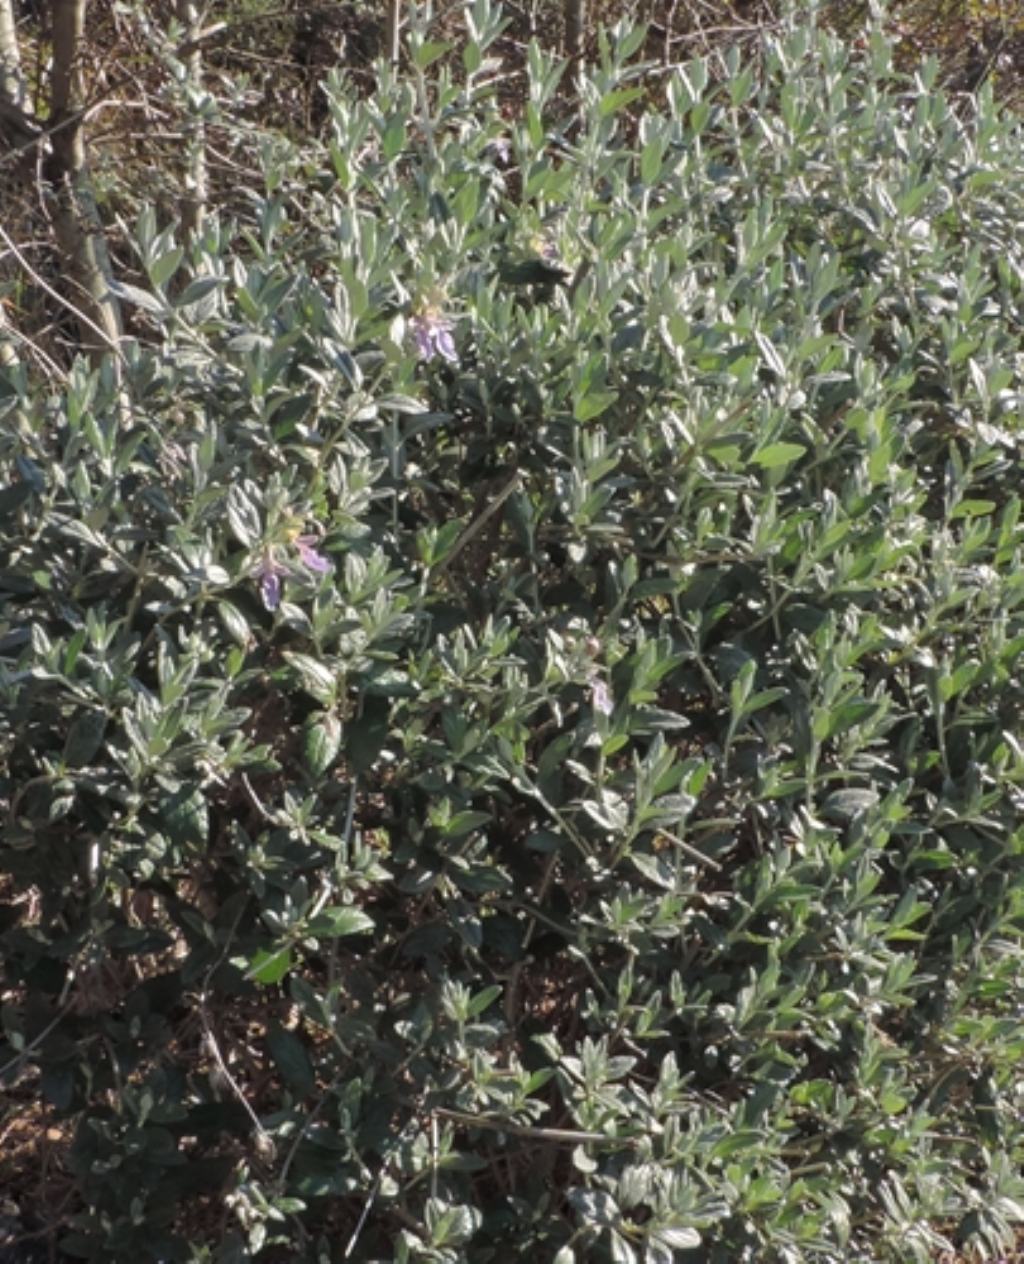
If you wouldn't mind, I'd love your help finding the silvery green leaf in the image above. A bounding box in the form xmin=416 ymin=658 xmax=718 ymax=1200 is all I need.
xmin=822 ymin=787 xmax=880 ymax=822
xmin=303 ymin=712 xmax=342 ymax=778
xmin=108 ymin=280 xmax=169 ymax=316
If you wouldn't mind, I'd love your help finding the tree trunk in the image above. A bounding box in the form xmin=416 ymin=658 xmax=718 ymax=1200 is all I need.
xmin=176 ymin=0 xmax=207 ymax=244
xmin=43 ymin=0 xmax=122 ymax=361
xmin=0 ymin=0 xmax=27 ymax=113
xmin=0 ymin=0 xmax=39 ymax=151
xmin=385 ymin=0 xmax=401 ymax=66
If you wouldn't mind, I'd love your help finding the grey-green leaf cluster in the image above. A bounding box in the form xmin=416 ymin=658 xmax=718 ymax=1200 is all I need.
xmin=2 ymin=2 xmax=1024 ymax=1260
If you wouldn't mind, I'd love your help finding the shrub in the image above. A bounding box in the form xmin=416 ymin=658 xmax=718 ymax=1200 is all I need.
xmin=2 ymin=3 xmax=1024 ymax=1260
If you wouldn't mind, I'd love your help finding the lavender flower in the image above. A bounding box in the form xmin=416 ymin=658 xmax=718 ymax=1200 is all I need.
xmin=591 ymin=678 xmax=614 ymax=717
xmin=254 ymin=553 xmax=287 ymax=611
xmin=254 ymin=533 xmax=331 ymax=610
xmin=410 ymin=310 xmax=457 ymax=364
xmin=294 ymin=535 xmax=331 ymax=575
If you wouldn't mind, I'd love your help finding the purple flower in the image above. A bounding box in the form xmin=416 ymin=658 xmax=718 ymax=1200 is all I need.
xmin=294 ymin=535 xmax=331 ymax=575
xmin=410 ymin=311 xmax=457 ymax=364
xmin=488 ymin=136 xmax=512 ymax=165
xmin=591 ymin=678 xmax=614 ymax=717
xmin=253 ymin=534 xmax=331 ymax=610
xmin=255 ymin=554 xmax=287 ymax=611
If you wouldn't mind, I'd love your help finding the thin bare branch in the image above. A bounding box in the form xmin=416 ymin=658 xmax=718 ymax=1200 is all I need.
xmin=434 ymin=1106 xmax=639 ymax=1147
xmin=0 ymin=222 xmax=124 ymax=362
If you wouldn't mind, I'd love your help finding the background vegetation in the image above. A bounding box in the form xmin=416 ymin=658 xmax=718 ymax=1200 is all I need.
xmin=3 ymin=1 xmax=1024 ymax=1261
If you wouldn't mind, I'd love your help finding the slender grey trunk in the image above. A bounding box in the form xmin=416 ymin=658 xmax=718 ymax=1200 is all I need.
xmin=385 ymin=0 xmax=401 ymax=65
xmin=176 ymin=0 xmax=207 ymax=244
xmin=0 ymin=0 xmax=28 ymax=112
xmin=43 ymin=0 xmax=122 ymax=361
xmin=0 ymin=0 xmax=39 ymax=152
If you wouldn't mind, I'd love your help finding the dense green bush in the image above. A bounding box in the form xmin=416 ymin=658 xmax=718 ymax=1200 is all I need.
xmin=3 ymin=2 xmax=1024 ymax=1259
